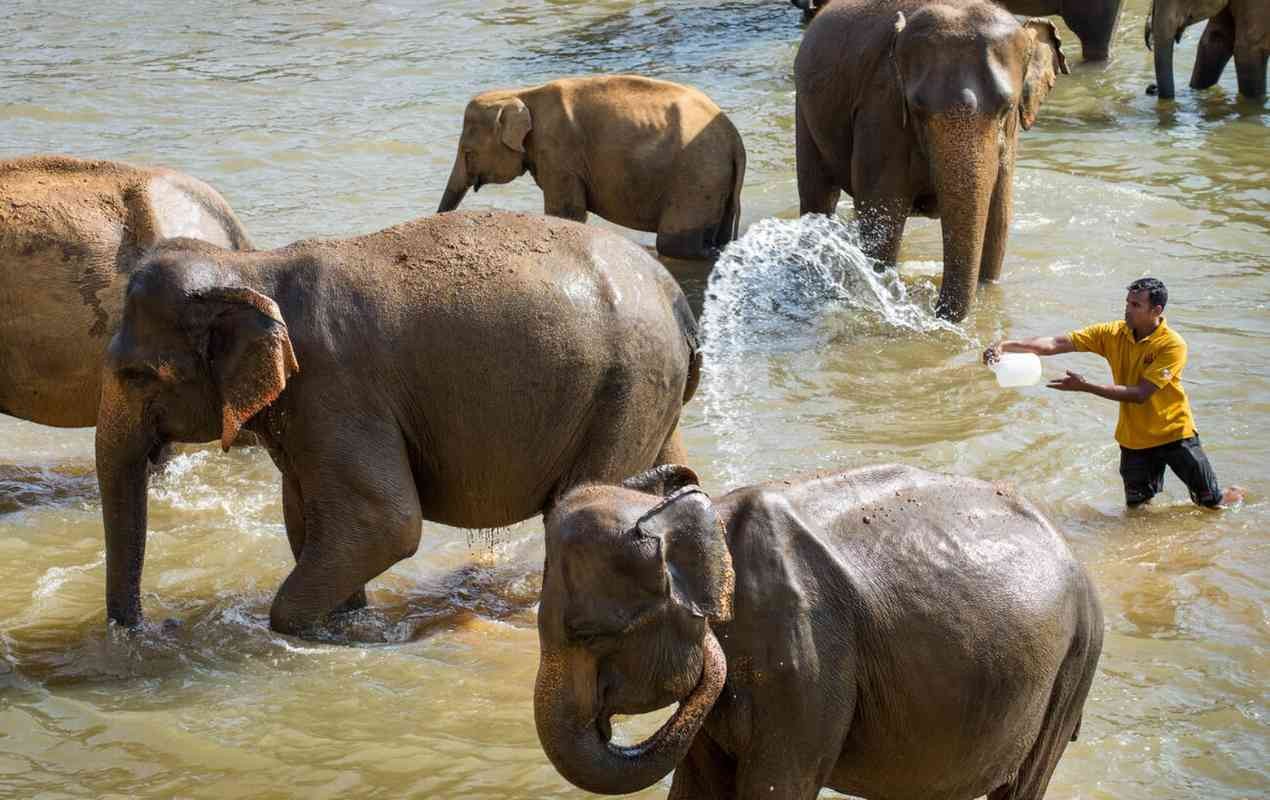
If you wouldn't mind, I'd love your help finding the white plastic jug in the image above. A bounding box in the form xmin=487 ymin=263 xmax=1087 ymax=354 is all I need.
xmin=990 ymin=352 xmax=1042 ymax=387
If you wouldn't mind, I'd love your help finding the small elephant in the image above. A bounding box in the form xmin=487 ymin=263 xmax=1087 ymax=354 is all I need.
xmin=790 ymin=0 xmax=1122 ymax=60
xmin=535 ymin=464 xmax=1103 ymax=800
xmin=1146 ymin=0 xmax=1268 ymax=99
xmin=96 ymin=210 xmax=701 ymax=637
xmin=795 ymin=0 xmax=1068 ymax=321
xmin=437 ymin=75 xmax=746 ymax=261
xmin=0 ymin=154 xmax=252 ymax=428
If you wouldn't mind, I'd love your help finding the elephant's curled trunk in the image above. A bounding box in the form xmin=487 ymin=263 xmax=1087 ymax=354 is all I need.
xmin=534 ymin=629 xmax=727 ymax=795
xmin=96 ymin=370 xmax=153 ymax=627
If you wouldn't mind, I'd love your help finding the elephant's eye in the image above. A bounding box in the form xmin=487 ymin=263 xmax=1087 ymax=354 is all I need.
xmin=118 ymin=365 xmax=159 ymax=384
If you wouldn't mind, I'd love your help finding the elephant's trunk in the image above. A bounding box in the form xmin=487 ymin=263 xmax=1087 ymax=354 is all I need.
xmin=96 ymin=369 xmax=153 ymax=627
xmin=1150 ymin=3 xmax=1179 ymax=98
xmin=927 ymin=111 xmax=1000 ymax=322
xmin=534 ymin=629 xmax=727 ymax=795
xmin=437 ymin=154 xmax=470 ymax=214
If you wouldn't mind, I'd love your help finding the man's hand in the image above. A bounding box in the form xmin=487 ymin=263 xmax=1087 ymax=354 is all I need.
xmin=982 ymin=342 xmax=1003 ymax=365
xmin=1047 ymin=370 xmax=1087 ymax=392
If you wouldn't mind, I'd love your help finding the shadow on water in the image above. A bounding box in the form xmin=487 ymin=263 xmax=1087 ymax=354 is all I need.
xmin=0 ymin=464 xmax=99 ymax=515
xmin=514 ymin=0 xmax=792 ymax=90
xmin=2 ymin=559 xmax=543 ymax=687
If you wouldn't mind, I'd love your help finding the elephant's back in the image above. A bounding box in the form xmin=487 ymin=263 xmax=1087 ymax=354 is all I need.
xmin=300 ymin=211 xmax=695 ymax=528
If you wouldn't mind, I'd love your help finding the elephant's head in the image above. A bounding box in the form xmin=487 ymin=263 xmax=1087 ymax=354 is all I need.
xmin=891 ymin=9 xmax=1067 ymax=320
xmin=534 ymin=465 xmax=734 ymax=795
xmin=437 ymin=91 xmax=533 ymax=213
xmin=1145 ymin=0 xmax=1227 ymax=98
xmin=96 ymin=242 xmax=297 ymax=626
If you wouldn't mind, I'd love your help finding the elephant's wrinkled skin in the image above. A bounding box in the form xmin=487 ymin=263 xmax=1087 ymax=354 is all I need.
xmin=438 ymin=75 xmax=746 ymax=261
xmin=1146 ymin=0 xmax=1268 ymax=99
xmin=96 ymin=210 xmax=701 ymax=637
xmin=795 ymin=0 xmax=1067 ymax=321
xmin=790 ymin=0 xmax=1122 ymax=60
xmin=0 ymin=155 xmax=252 ymax=427
xmin=535 ymin=464 xmax=1103 ymax=800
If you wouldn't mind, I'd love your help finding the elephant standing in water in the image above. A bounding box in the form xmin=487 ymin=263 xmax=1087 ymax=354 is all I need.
xmin=795 ymin=0 xmax=1068 ymax=321
xmin=534 ymin=464 xmax=1103 ymax=800
xmin=790 ymin=0 xmax=1122 ymax=60
xmin=1146 ymin=0 xmax=1268 ymax=99
xmin=0 ymin=155 xmax=252 ymax=427
xmin=96 ymin=210 xmax=701 ymax=637
xmin=438 ymin=75 xmax=746 ymax=261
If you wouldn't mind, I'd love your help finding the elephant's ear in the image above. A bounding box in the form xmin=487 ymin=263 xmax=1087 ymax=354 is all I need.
xmin=622 ymin=464 xmax=701 ymax=497
xmin=498 ymin=98 xmax=533 ymax=153
xmin=1020 ymin=18 xmax=1069 ymax=131
xmin=636 ymin=487 xmax=734 ymax=623
xmin=194 ymin=286 xmax=299 ymax=451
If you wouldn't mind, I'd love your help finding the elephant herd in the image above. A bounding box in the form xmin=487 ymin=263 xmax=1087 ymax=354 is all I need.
xmin=15 ymin=0 xmax=1263 ymax=795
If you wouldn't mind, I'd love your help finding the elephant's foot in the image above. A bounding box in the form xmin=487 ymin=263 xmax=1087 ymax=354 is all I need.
xmin=1233 ymin=51 xmax=1268 ymax=99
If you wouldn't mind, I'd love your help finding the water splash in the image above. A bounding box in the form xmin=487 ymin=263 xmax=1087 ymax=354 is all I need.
xmin=698 ymin=215 xmax=963 ymax=485
xmin=701 ymin=214 xmax=959 ymax=350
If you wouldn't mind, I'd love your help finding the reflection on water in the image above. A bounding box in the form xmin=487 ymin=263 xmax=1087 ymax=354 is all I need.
xmin=0 ymin=0 xmax=1267 ymax=797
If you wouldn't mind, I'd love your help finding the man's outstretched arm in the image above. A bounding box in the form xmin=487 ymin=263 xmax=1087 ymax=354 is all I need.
xmin=1048 ymin=372 xmax=1158 ymax=404
xmin=982 ymin=335 xmax=1076 ymax=364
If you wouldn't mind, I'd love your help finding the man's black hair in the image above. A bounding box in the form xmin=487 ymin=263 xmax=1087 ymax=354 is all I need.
xmin=1127 ymin=277 xmax=1168 ymax=310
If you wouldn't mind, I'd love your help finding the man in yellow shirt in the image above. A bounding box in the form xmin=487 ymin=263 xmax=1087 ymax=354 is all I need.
xmin=984 ymin=277 xmax=1243 ymax=508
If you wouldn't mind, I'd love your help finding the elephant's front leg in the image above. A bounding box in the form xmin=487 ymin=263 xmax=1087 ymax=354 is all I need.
xmin=539 ymin=170 xmax=589 ymax=223
xmin=1189 ymin=9 xmax=1236 ymax=90
xmin=281 ymin=473 xmax=367 ymax=614
xmin=270 ymin=426 xmax=423 ymax=639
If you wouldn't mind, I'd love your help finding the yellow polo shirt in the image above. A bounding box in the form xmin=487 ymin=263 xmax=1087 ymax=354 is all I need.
xmin=1068 ymin=319 xmax=1196 ymax=450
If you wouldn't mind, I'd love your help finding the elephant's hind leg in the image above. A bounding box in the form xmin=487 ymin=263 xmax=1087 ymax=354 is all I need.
xmin=1232 ymin=30 xmax=1268 ymax=99
xmin=270 ymin=425 xmax=422 ymax=638
xmin=654 ymin=422 xmax=689 ymax=467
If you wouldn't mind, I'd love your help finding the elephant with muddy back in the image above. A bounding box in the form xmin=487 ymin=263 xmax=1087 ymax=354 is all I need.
xmin=795 ymin=0 xmax=1068 ymax=321
xmin=1146 ymin=0 xmax=1268 ymax=100
xmin=789 ymin=0 xmax=1123 ymax=61
xmin=0 ymin=155 xmax=252 ymax=428
xmin=534 ymin=464 xmax=1103 ymax=800
xmin=95 ymin=210 xmax=701 ymax=637
xmin=438 ymin=75 xmax=746 ymax=261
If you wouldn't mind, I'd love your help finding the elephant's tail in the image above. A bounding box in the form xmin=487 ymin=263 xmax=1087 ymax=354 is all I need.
xmin=994 ymin=577 xmax=1103 ymax=800
xmin=673 ymin=291 xmax=702 ymax=405
xmin=713 ymin=139 xmax=746 ymax=249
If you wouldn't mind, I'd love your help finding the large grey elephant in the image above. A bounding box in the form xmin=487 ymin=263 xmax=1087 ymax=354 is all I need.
xmin=437 ymin=75 xmax=746 ymax=261
xmin=0 ymin=155 xmax=253 ymax=427
xmin=790 ymin=0 xmax=1123 ymax=60
xmin=96 ymin=210 xmax=700 ymax=637
xmin=795 ymin=0 xmax=1068 ymax=321
xmin=535 ymin=464 xmax=1103 ymax=799
xmin=1146 ymin=0 xmax=1268 ymax=99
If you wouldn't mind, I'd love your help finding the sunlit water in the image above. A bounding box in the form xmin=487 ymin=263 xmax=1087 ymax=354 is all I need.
xmin=1 ymin=1 xmax=1266 ymax=798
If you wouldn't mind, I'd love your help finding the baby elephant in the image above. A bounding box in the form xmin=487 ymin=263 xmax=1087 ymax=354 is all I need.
xmin=535 ymin=464 xmax=1103 ymax=800
xmin=438 ymin=75 xmax=746 ymax=261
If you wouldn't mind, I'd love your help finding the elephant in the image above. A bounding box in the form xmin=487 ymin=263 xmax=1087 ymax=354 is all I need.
xmin=794 ymin=0 xmax=1068 ymax=321
xmin=95 ymin=210 xmax=702 ymax=637
xmin=437 ymin=75 xmax=746 ymax=261
xmin=789 ymin=0 xmax=1122 ymax=60
xmin=0 ymin=154 xmax=253 ymax=428
xmin=1146 ymin=0 xmax=1268 ymax=99
xmin=534 ymin=464 xmax=1104 ymax=800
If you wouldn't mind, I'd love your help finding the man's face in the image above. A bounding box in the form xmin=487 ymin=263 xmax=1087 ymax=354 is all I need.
xmin=1124 ymin=290 xmax=1162 ymax=330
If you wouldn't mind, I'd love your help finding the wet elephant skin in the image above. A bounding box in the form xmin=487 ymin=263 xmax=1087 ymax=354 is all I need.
xmin=535 ymin=464 xmax=1103 ymax=800
xmin=94 ymin=210 xmax=701 ymax=638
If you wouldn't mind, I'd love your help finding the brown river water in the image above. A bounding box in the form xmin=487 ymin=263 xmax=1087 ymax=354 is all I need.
xmin=1 ymin=1 xmax=1267 ymax=797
